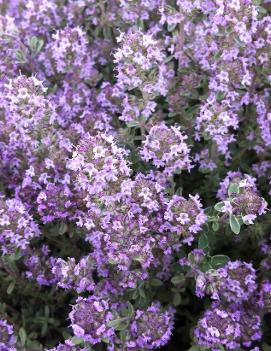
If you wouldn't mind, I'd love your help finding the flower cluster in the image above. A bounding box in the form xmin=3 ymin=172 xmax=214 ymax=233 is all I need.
xmin=52 ymin=256 xmax=95 ymax=293
xmin=140 ymin=123 xmax=192 ymax=176
xmin=46 ymin=341 xmax=88 ymax=351
xmin=69 ymin=296 xmax=115 ymax=345
xmin=164 ymin=194 xmax=207 ymax=245
xmin=0 ymin=0 xmax=271 ymax=350
xmin=196 ymin=260 xmax=257 ymax=302
xmin=0 ymin=197 xmax=40 ymax=254
xmin=127 ymin=303 xmax=175 ymax=349
xmin=68 ymin=133 xmax=131 ymax=207
xmin=0 ymin=319 xmax=17 ymax=351
xmin=114 ymin=29 xmax=173 ymax=98
xmin=70 ymin=298 xmax=174 ymax=350
xmin=215 ymin=172 xmax=267 ymax=226
xmin=24 ymin=245 xmax=57 ymax=286
xmin=40 ymin=26 xmax=96 ymax=81
xmin=195 ymin=301 xmax=262 ymax=351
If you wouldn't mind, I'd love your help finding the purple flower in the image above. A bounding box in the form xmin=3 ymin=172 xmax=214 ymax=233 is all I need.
xmin=52 ymin=255 xmax=95 ymax=293
xmin=140 ymin=123 xmax=192 ymax=176
xmin=69 ymin=296 xmax=116 ymax=345
xmin=68 ymin=132 xmax=131 ymax=206
xmin=195 ymin=300 xmax=262 ymax=351
xmin=164 ymin=194 xmax=207 ymax=245
xmin=24 ymin=245 xmax=57 ymax=286
xmin=0 ymin=196 xmax=40 ymax=254
xmin=46 ymin=339 xmax=88 ymax=351
xmin=195 ymin=260 xmax=257 ymax=303
xmin=0 ymin=320 xmax=17 ymax=351
xmin=129 ymin=302 xmax=175 ymax=349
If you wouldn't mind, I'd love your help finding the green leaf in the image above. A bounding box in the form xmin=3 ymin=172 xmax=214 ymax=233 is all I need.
xmin=211 ymin=255 xmax=230 ymax=268
xmin=214 ymin=49 xmax=223 ymax=60
xmin=108 ymin=258 xmax=119 ymax=265
xmin=198 ymin=232 xmax=209 ymax=250
xmin=7 ymin=281 xmax=15 ymax=295
xmin=59 ymin=222 xmax=68 ymax=235
xmin=228 ymin=182 xmax=239 ymax=195
xmin=167 ymin=23 xmax=177 ymax=32
xmin=150 ymin=278 xmax=163 ymax=287
xmin=126 ymin=120 xmax=139 ymax=128
xmin=119 ymin=330 xmax=128 ymax=342
xmin=70 ymin=337 xmax=84 ymax=346
xmin=28 ymin=36 xmax=44 ymax=55
xmin=212 ymin=222 xmax=219 ymax=232
xmin=19 ymin=328 xmax=27 ymax=347
xmin=173 ymin=293 xmax=181 ymax=306
xmin=234 ymin=36 xmax=246 ymax=48
xmin=107 ymin=318 xmax=129 ymax=331
xmin=171 ymin=275 xmax=185 ymax=286
xmin=214 ymin=202 xmax=225 ymax=212
xmin=201 ymin=261 xmax=213 ymax=272
xmin=174 ymin=168 xmax=183 ymax=175
xmin=35 ymin=39 xmax=44 ymax=54
xmin=15 ymin=50 xmax=27 ymax=64
xmin=229 ymin=215 xmax=241 ymax=235
xmin=164 ymin=55 xmax=174 ymax=63
xmin=216 ymin=91 xmax=225 ymax=102
xmin=258 ymin=6 xmax=267 ymax=15
xmin=123 ymin=302 xmax=134 ymax=318
xmin=138 ymin=287 xmax=146 ymax=299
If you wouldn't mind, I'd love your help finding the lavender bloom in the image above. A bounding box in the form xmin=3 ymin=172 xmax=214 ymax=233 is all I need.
xmin=0 ymin=75 xmax=58 ymax=188
xmin=0 ymin=75 xmax=57 ymax=131
xmin=217 ymin=171 xmax=257 ymax=201
xmin=0 ymin=196 xmax=40 ymax=255
xmin=68 ymin=132 xmax=131 ymax=206
xmin=196 ymin=260 xmax=257 ymax=303
xmin=216 ymin=172 xmax=267 ymax=224
xmin=259 ymin=281 xmax=271 ymax=313
xmin=69 ymin=296 xmax=115 ymax=345
xmin=0 ymin=0 xmax=271 ymax=349
xmin=40 ymin=26 xmax=97 ymax=82
xmin=46 ymin=339 xmax=88 ymax=351
xmin=128 ymin=303 xmax=175 ymax=349
xmin=194 ymin=301 xmax=262 ymax=351
xmin=0 ymin=320 xmax=17 ymax=351
xmin=195 ymin=97 xmax=239 ymax=157
xmin=52 ymin=255 xmax=95 ymax=293
xmin=19 ymin=0 xmax=63 ymax=39
xmin=114 ymin=29 xmax=173 ymax=97
xmin=164 ymin=194 xmax=207 ymax=245
xmin=24 ymin=245 xmax=57 ymax=286
xmin=118 ymin=0 xmax=162 ymax=23
xmin=0 ymin=15 xmax=20 ymax=81
xmin=140 ymin=123 xmax=192 ymax=176
xmin=85 ymin=208 xmax=161 ymax=272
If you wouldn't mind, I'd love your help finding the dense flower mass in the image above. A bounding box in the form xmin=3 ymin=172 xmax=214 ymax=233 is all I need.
xmin=1 ymin=0 xmax=271 ymax=350
xmin=46 ymin=341 xmax=88 ymax=351
xmin=68 ymin=132 xmax=131 ymax=206
xmin=128 ymin=303 xmax=175 ymax=349
xmin=196 ymin=260 xmax=257 ymax=302
xmin=114 ymin=29 xmax=173 ymax=97
xmin=194 ymin=301 xmax=262 ymax=351
xmin=0 ymin=196 xmax=40 ymax=254
xmin=164 ymin=194 xmax=207 ymax=244
xmin=140 ymin=123 xmax=192 ymax=176
xmin=0 ymin=319 xmax=16 ymax=351
xmin=52 ymin=255 xmax=95 ymax=293
xmin=69 ymin=296 xmax=115 ymax=345
xmin=215 ymin=172 xmax=267 ymax=225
